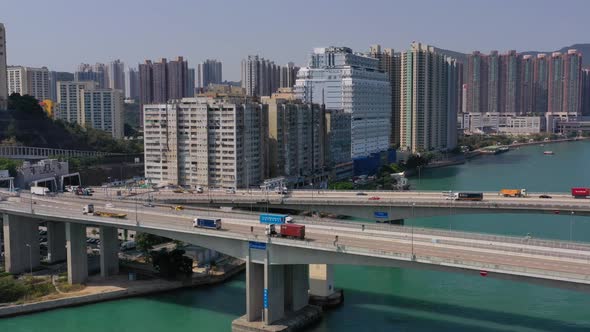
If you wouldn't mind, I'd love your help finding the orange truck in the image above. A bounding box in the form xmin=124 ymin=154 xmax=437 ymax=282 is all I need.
xmin=499 ymin=189 xmax=527 ymax=197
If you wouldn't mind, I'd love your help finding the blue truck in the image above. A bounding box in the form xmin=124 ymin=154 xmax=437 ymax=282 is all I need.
xmin=193 ymin=217 xmax=222 ymax=230
xmin=259 ymin=214 xmax=293 ymax=224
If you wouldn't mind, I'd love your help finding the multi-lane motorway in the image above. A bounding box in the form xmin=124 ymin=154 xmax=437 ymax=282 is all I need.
xmin=2 ymin=192 xmax=590 ymax=290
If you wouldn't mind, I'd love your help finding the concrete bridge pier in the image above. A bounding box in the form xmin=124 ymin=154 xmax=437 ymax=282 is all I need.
xmin=309 ymin=264 xmax=343 ymax=307
xmin=66 ymin=223 xmax=88 ymax=284
xmin=234 ymin=259 xmax=320 ymax=332
xmin=46 ymin=222 xmax=66 ymax=263
xmin=99 ymin=226 xmax=119 ymax=278
xmin=2 ymin=214 xmax=40 ymax=274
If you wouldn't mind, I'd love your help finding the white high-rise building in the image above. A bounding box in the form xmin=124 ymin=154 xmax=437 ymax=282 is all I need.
xmin=56 ymin=81 xmax=96 ymax=123
xmin=400 ymin=42 xmax=460 ymax=152
xmin=81 ymin=89 xmax=124 ymax=139
xmin=294 ymin=46 xmax=391 ymax=159
xmin=7 ymin=66 xmax=50 ymax=101
xmin=143 ymin=97 xmax=267 ymax=188
xmin=241 ymin=55 xmax=280 ymax=97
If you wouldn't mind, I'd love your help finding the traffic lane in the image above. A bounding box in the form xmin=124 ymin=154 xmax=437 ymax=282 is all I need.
xmin=16 ymin=197 xmax=590 ymax=259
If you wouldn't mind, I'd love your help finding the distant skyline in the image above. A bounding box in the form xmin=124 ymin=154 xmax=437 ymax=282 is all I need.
xmin=2 ymin=0 xmax=589 ymax=80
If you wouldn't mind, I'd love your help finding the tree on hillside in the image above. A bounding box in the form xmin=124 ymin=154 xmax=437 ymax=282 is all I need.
xmin=0 ymin=158 xmax=22 ymax=177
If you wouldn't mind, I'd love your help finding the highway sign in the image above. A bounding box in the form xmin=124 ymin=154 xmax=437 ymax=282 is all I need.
xmin=374 ymin=211 xmax=388 ymax=218
xmin=249 ymin=241 xmax=267 ymax=250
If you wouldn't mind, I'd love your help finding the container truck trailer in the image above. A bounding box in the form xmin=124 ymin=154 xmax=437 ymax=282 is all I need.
xmin=453 ymin=192 xmax=484 ymax=201
xmin=193 ymin=217 xmax=222 ymax=230
xmin=571 ymin=188 xmax=590 ymax=198
xmin=265 ymin=223 xmax=305 ymax=240
xmin=499 ymin=189 xmax=527 ymax=197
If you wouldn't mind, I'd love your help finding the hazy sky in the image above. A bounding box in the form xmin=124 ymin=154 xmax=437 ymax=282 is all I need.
xmin=2 ymin=0 xmax=589 ymax=80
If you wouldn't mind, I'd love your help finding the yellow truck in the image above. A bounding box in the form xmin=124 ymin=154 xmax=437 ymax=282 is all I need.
xmin=499 ymin=189 xmax=527 ymax=197
xmin=93 ymin=211 xmax=128 ymax=218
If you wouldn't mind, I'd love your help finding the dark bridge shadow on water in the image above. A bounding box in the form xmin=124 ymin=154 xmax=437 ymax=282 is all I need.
xmin=308 ymin=288 xmax=589 ymax=332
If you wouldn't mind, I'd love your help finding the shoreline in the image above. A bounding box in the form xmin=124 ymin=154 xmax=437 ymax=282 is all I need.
xmin=0 ymin=260 xmax=245 ymax=319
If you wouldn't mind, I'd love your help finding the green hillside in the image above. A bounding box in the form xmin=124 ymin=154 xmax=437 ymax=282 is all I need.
xmin=0 ymin=94 xmax=141 ymax=153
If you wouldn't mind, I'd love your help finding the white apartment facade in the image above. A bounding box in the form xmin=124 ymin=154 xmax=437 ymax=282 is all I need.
xmin=81 ymin=89 xmax=124 ymax=139
xmin=294 ymin=46 xmax=391 ymax=159
xmin=7 ymin=66 xmax=50 ymax=101
xmin=56 ymin=81 xmax=97 ymax=123
xmin=144 ymin=97 xmax=267 ymax=188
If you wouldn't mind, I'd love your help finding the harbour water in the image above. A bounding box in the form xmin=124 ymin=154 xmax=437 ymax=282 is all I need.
xmin=2 ymin=141 xmax=590 ymax=331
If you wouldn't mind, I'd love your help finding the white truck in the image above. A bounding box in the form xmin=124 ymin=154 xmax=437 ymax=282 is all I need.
xmin=82 ymin=204 xmax=95 ymax=214
xmin=31 ymin=186 xmax=50 ymax=196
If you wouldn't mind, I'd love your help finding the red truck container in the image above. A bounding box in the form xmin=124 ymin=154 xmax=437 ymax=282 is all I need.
xmin=571 ymin=188 xmax=590 ymax=198
xmin=571 ymin=187 xmax=590 ymax=198
xmin=280 ymin=224 xmax=305 ymax=240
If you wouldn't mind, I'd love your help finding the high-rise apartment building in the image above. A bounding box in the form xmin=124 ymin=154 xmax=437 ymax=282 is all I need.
xmin=196 ymin=59 xmax=222 ymax=89
xmin=56 ymin=81 xmax=97 ymax=123
xmin=75 ymin=63 xmax=108 ymax=88
xmin=520 ymin=55 xmax=535 ymax=114
xmin=0 ymin=23 xmax=7 ymax=109
xmin=108 ymin=59 xmax=125 ymax=95
xmin=369 ymin=44 xmax=401 ymax=146
xmin=466 ymin=51 xmax=488 ymax=114
xmin=49 ymin=71 xmax=73 ymax=102
xmin=400 ymin=42 xmax=459 ymax=152
xmin=138 ymin=57 xmax=190 ymax=124
xmin=262 ymin=94 xmax=324 ymax=179
xmin=499 ymin=50 xmax=520 ymax=114
xmin=487 ymin=51 xmax=501 ymax=113
xmin=294 ymin=46 xmax=391 ymax=159
xmin=241 ymin=55 xmax=281 ymax=97
xmin=7 ymin=66 xmax=50 ymax=101
xmin=167 ymin=56 xmax=188 ymax=100
xmin=533 ymin=54 xmax=549 ymax=113
xmin=126 ymin=67 xmax=139 ymax=100
xmin=279 ymin=62 xmax=300 ymax=89
xmin=187 ymin=68 xmax=195 ymax=97
xmin=80 ymin=89 xmax=124 ymax=138
xmin=548 ymin=50 xmax=582 ymax=114
xmin=56 ymin=81 xmax=123 ymax=138
xmin=582 ymin=68 xmax=590 ymax=116
xmin=143 ymin=97 xmax=267 ymax=188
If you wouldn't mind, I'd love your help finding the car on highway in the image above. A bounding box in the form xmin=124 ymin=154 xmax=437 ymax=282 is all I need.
xmin=368 ymin=196 xmax=380 ymax=201
xmin=105 ymin=203 xmax=115 ymax=208
xmin=143 ymin=202 xmax=154 ymax=207
xmin=356 ymin=192 xmax=367 ymax=196
xmin=539 ymin=194 xmax=552 ymax=199
xmin=225 ymin=188 xmax=236 ymax=194
xmin=171 ymin=205 xmax=184 ymax=211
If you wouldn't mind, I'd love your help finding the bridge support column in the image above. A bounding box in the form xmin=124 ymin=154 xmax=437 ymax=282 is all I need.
xmin=246 ymin=260 xmax=264 ymax=322
xmin=284 ymin=264 xmax=309 ymax=312
xmin=264 ymin=264 xmax=285 ymax=324
xmin=309 ymin=264 xmax=343 ymax=307
xmin=99 ymin=226 xmax=119 ymax=278
xmin=66 ymin=223 xmax=88 ymax=284
xmin=46 ymin=222 xmax=66 ymax=263
xmin=2 ymin=214 xmax=40 ymax=274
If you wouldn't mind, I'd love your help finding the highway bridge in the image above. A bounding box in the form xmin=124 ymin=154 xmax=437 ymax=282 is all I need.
xmin=143 ymin=189 xmax=590 ymax=221
xmin=1 ymin=193 xmax=590 ymax=331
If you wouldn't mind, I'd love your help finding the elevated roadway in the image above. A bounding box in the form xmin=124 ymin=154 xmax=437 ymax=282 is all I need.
xmin=131 ymin=189 xmax=590 ymax=220
xmin=1 ymin=193 xmax=590 ymax=292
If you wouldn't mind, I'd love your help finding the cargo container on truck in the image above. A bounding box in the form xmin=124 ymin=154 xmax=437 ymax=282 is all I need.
xmin=193 ymin=217 xmax=222 ymax=230
xmin=259 ymin=214 xmax=290 ymax=224
xmin=31 ymin=186 xmax=50 ymax=196
xmin=265 ymin=223 xmax=305 ymax=240
xmin=571 ymin=187 xmax=590 ymax=198
xmin=499 ymin=189 xmax=527 ymax=197
xmin=82 ymin=204 xmax=94 ymax=214
xmin=453 ymin=192 xmax=484 ymax=201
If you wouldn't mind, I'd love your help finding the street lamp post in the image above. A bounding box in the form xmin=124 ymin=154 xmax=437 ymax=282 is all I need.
xmin=25 ymin=243 xmax=32 ymax=276
xmin=570 ymin=211 xmax=575 ymax=241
